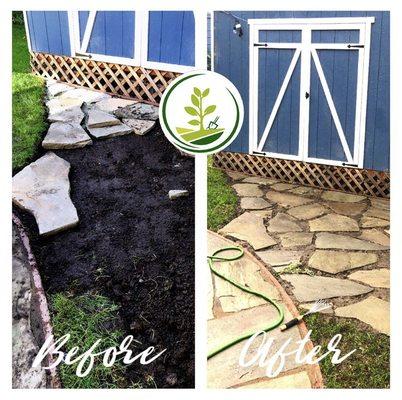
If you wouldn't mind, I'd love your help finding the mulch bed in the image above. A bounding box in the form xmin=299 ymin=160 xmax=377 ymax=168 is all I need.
xmin=14 ymin=127 xmax=195 ymax=388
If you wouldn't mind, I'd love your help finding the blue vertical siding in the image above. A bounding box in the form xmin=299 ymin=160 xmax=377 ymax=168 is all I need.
xmin=214 ymin=11 xmax=390 ymax=171
xmin=147 ymin=11 xmax=195 ymax=66
xmin=26 ymin=11 xmax=71 ymax=56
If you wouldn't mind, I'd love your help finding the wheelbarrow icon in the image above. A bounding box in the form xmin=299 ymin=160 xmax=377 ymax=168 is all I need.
xmin=207 ymin=116 xmax=220 ymax=130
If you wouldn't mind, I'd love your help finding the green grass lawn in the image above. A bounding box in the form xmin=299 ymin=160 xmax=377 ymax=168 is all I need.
xmin=12 ymin=22 xmax=47 ymax=170
xmin=50 ymin=293 xmax=127 ymax=388
xmin=307 ymin=313 xmax=390 ymax=388
xmin=207 ymin=156 xmax=238 ymax=231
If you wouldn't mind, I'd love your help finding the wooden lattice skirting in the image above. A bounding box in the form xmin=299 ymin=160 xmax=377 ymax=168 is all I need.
xmin=30 ymin=52 xmax=180 ymax=105
xmin=213 ymin=152 xmax=390 ymax=198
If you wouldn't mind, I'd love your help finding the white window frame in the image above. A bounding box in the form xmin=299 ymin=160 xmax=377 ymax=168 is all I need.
xmin=249 ymin=17 xmax=374 ymax=168
xmin=67 ymin=11 xmax=206 ymax=74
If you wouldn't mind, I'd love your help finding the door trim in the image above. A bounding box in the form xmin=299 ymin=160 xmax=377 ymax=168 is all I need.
xmin=249 ymin=17 xmax=374 ymax=168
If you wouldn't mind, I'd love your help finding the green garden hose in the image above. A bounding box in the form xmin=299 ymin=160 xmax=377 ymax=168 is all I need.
xmin=207 ymin=246 xmax=285 ymax=359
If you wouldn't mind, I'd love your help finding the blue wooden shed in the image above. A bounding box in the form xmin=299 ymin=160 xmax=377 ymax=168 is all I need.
xmin=212 ymin=11 xmax=390 ymax=197
xmin=24 ymin=11 xmax=206 ymax=104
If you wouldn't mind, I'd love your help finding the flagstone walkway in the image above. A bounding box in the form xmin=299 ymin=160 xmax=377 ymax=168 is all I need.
xmin=217 ymin=171 xmax=390 ymax=336
xmin=207 ymin=231 xmax=323 ymax=389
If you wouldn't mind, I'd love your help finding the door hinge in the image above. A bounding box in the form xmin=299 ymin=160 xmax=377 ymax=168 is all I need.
xmin=342 ymin=162 xmax=358 ymax=167
xmin=252 ymin=150 xmax=267 ymax=156
xmin=347 ymin=44 xmax=364 ymax=49
xmin=254 ymin=43 xmax=269 ymax=48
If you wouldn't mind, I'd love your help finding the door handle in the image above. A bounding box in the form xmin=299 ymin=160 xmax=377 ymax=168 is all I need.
xmin=305 ymin=92 xmax=310 ymax=99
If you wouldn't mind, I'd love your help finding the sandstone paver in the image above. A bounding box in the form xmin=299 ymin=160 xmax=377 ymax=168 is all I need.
xmin=250 ymin=210 xmax=273 ymax=218
xmin=226 ymin=171 xmax=249 ymax=180
xmin=359 ymin=229 xmax=390 ymax=247
xmin=243 ymin=176 xmax=278 ymax=185
xmin=88 ymin=123 xmax=133 ymax=139
xmin=321 ymin=191 xmax=365 ymax=203
xmin=287 ymin=203 xmax=328 ymax=220
xmin=48 ymin=106 xmax=85 ymax=125
xmin=268 ymin=213 xmax=302 ymax=233
xmin=233 ymin=183 xmax=263 ymax=197
xmin=335 ymin=296 xmax=390 ymax=335
xmin=93 ymin=97 xmax=137 ymax=113
xmin=326 ymin=201 xmax=366 ymax=216
xmin=308 ymin=250 xmax=377 ymax=274
xmin=361 ymin=216 xmax=389 ymax=228
xmin=279 ymin=232 xmax=314 ymax=248
xmin=309 ymin=213 xmax=359 ymax=232
xmin=87 ymin=109 xmax=121 ymax=128
xmin=59 ymin=88 xmax=110 ymax=103
xmin=363 ymin=207 xmax=389 ymax=221
xmin=266 ymin=191 xmax=314 ymax=208
xmin=240 ymin=197 xmax=271 ymax=210
xmin=122 ymin=119 xmax=156 ymax=135
xmin=46 ymin=97 xmax=83 ymax=115
xmin=42 ymin=122 xmax=92 ymax=149
xmin=270 ymin=182 xmax=297 ymax=191
xmin=315 ymin=232 xmax=387 ymax=251
xmin=257 ymin=250 xmax=304 ymax=267
xmin=289 ymin=186 xmax=322 ymax=197
xmin=348 ymin=269 xmax=390 ymax=288
xmin=370 ymin=198 xmax=390 ymax=210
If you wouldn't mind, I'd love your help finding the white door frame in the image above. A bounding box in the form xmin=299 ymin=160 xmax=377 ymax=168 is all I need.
xmin=249 ymin=17 xmax=374 ymax=168
xmin=68 ymin=11 xmax=206 ymax=73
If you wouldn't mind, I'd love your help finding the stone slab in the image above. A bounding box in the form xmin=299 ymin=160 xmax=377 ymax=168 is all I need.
xmin=265 ymin=190 xmax=314 ymax=208
xmin=122 ymin=119 xmax=156 ymax=135
xmin=93 ymin=97 xmax=137 ymax=113
xmin=281 ymin=274 xmax=372 ymax=302
xmin=363 ymin=207 xmax=390 ymax=221
xmin=219 ymin=212 xmax=276 ymax=250
xmin=370 ymin=198 xmax=390 ymax=211
xmin=243 ymin=176 xmax=278 ymax=185
xmin=279 ymin=232 xmax=314 ymax=248
xmin=287 ymin=203 xmax=328 ymax=220
xmin=289 ymin=186 xmax=322 ymax=197
xmin=47 ymin=82 xmax=73 ymax=97
xmin=361 ymin=216 xmax=389 ymax=228
xmin=233 ymin=183 xmax=263 ymax=197
xmin=48 ymin=106 xmax=85 ymax=125
xmin=321 ymin=191 xmax=365 ymax=203
xmin=240 ymin=197 xmax=271 ymax=210
xmin=359 ymin=229 xmax=390 ymax=247
xmin=257 ymin=250 xmax=304 ymax=267
xmin=59 ymin=88 xmax=110 ymax=103
xmin=208 ymin=232 xmax=280 ymax=313
xmin=315 ymin=233 xmax=387 ymax=251
xmin=12 ymin=152 xmax=79 ymax=236
xmin=326 ymin=201 xmax=366 ymax=216
xmin=270 ymin=182 xmax=298 ymax=191
xmin=308 ymin=250 xmax=378 ymax=274
xmin=46 ymin=97 xmax=83 ymax=115
xmin=87 ymin=109 xmax=121 ymax=128
xmin=114 ymin=102 xmax=159 ymax=120
xmin=309 ymin=214 xmax=359 ymax=232
xmin=42 ymin=122 xmax=92 ymax=149
xmin=268 ymin=213 xmax=302 ymax=233
xmin=88 ymin=123 xmax=133 ymax=139
xmin=239 ymin=371 xmax=311 ymax=388
xmin=250 ymin=210 xmax=273 ymax=218
xmin=335 ymin=296 xmax=389 ymax=335
xmin=348 ymin=269 xmax=390 ymax=288
xmin=225 ymin=171 xmax=248 ymax=180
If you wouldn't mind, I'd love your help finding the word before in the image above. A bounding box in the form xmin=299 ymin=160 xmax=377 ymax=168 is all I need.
xmin=239 ymin=330 xmax=356 ymax=378
xmin=33 ymin=334 xmax=166 ymax=377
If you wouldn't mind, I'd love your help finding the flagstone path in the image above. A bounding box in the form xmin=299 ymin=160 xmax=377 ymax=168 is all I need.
xmin=217 ymin=171 xmax=390 ymax=337
xmin=207 ymin=231 xmax=322 ymax=388
xmin=12 ymin=81 xmax=159 ymax=236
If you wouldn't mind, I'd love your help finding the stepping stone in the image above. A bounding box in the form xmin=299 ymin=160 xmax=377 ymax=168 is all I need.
xmin=59 ymin=88 xmax=110 ymax=103
xmin=308 ymin=250 xmax=377 ymax=274
xmin=321 ymin=191 xmax=365 ymax=203
xmin=250 ymin=209 xmax=273 ymax=218
xmin=46 ymin=97 xmax=83 ymax=115
xmin=42 ymin=122 xmax=92 ymax=149
xmin=268 ymin=213 xmax=302 ymax=233
xmin=279 ymin=232 xmax=314 ymax=248
xmin=232 ymin=183 xmax=263 ymax=197
xmin=114 ymin=102 xmax=159 ymax=120
xmin=265 ymin=190 xmax=313 ymax=208
xmin=257 ymin=250 xmax=303 ymax=267
xmin=335 ymin=296 xmax=389 ymax=335
xmin=218 ymin=212 xmax=276 ymax=250
xmin=309 ymin=214 xmax=359 ymax=232
xmin=93 ymin=97 xmax=137 ymax=113
xmin=243 ymin=176 xmax=278 ymax=185
xmin=12 ymin=152 xmax=79 ymax=236
xmin=281 ymin=274 xmax=372 ymax=302
xmin=87 ymin=123 xmax=133 ymax=139
xmin=316 ymin=233 xmax=387 ymax=251
xmin=87 ymin=109 xmax=121 ymax=128
xmin=289 ymin=186 xmax=321 ymax=197
xmin=287 ymin=203 xmax=328 ymax=220
xmin=225 ymin=171 xmax=248 ymax=180
xmin=326 ymin=201 xmax=366 ymax=216
xmin=240 ymin=371 xmax=311 ymax=388
xmin=270 ymin=182 xmax=297 ymax=191
xmin=240 ymin=197 xmax=271 ymax=210
xmin=122 ymin=118 xmax=156 ymax=135
xmin=361 ymin=216 xmax=389 ymax=228
xmin=48 ymin=106 xmax=85 ymax=125
xmin=359 ymin=229 xmax=390 ymax=247
xmin=300 ymin=303 xmax=333 ymax=315
xmin=348 ymin=269 xmax=390 ymax=288
xmin=47 ymin=82 xmax=73 ymax=97
xmin=363 ymin=207 xmax=389 ymax=221
xmin=370 ymin=198 xmax=390 ymax=210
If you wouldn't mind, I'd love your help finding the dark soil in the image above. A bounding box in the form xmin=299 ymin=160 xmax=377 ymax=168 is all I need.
xmin=14 ymin=128 xmax=195 ymax=388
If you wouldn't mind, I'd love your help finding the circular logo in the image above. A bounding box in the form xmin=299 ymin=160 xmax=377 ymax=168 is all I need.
xmin=159 ymin=71 xmax=244 ymax=155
